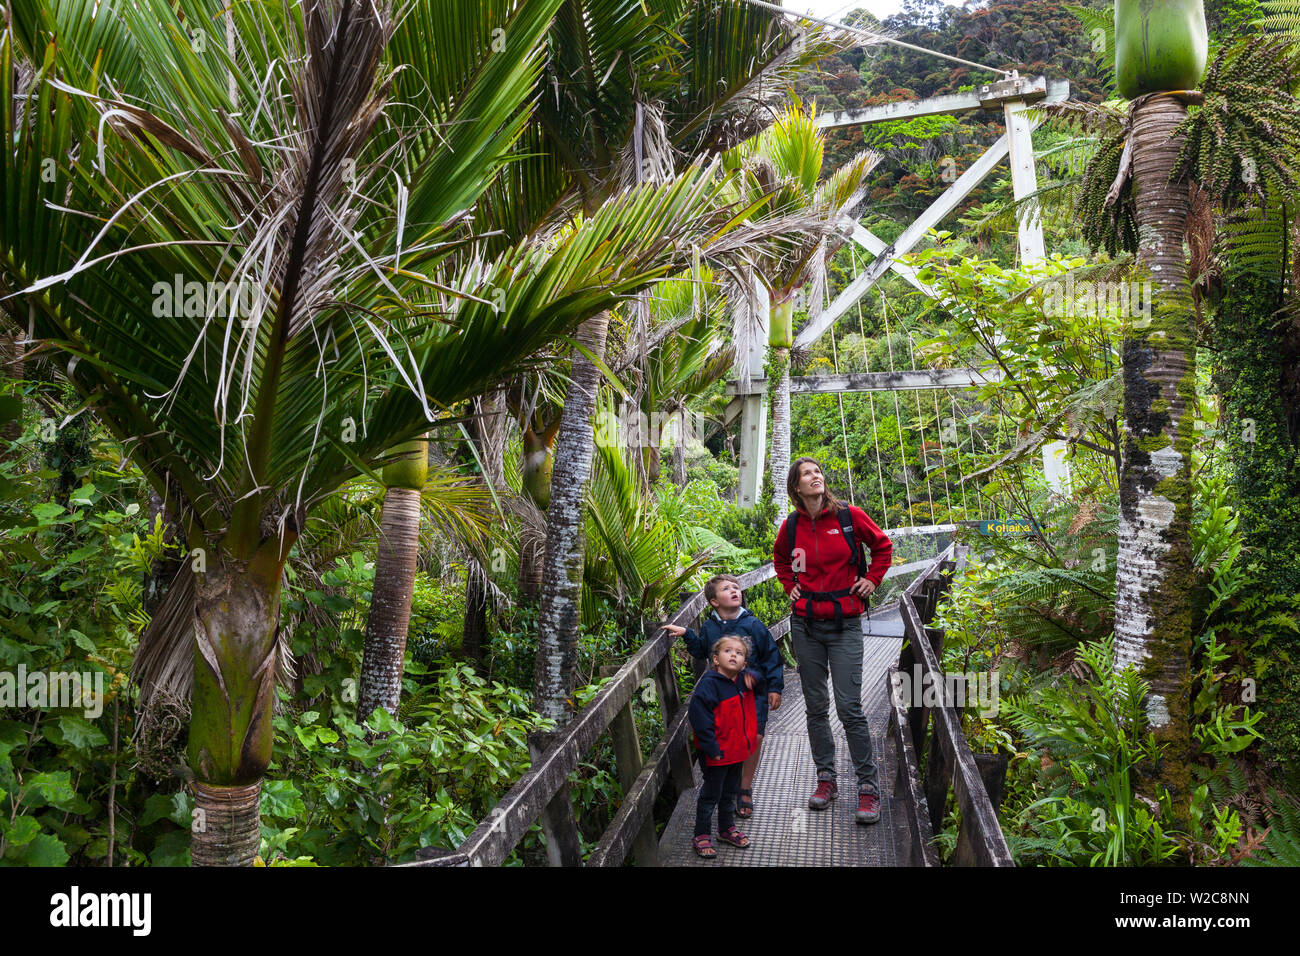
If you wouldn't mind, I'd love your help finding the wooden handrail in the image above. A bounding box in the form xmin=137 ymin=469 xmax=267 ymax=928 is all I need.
xmin=889 ymin=543 xmax=1014 ymax=867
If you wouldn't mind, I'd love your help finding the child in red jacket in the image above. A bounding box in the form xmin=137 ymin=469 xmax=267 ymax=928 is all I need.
xmin=687 ymin=635 xmax=764 ymax=859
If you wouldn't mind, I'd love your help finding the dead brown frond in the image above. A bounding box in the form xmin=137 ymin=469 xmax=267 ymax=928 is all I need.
xmin=1187 ymin=182 xmax=1217 ymax=325
xmin=133 ymin=690 xmax=190 ymax=785
xmin=1031 ymin=98 xmax=1128 ymax=139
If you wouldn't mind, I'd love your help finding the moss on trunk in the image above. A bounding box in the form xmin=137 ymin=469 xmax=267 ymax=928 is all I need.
xmin=1113 ymin=92 xmax=1198 ymax=827
xmin=188 ymin=540 xmax=290 ymax=866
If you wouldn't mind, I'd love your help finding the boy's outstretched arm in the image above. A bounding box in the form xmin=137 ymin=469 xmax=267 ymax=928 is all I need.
xmin=662 ymin=623 xmax=709 ymax=659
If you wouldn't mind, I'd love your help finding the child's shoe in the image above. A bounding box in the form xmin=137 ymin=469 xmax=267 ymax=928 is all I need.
xmin=691 ymin=834 xmax=717 ymax=859
xmin=717 ymin=825 xmax=750 ymax=848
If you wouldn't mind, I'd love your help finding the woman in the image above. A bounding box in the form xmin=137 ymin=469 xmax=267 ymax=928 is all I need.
xmin=772 ymin=456 xmax=892 ymax=824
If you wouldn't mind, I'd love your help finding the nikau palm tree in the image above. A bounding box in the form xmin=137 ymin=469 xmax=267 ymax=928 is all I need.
xmin=2 ymin=0 xmax=753 ymax=864
xmin=462 ymin=389 xmax=509 ymax=663
xmin=1106 ymin=0 xmax=1207 ymax=801
xmin=720 ymin=102 xmax=877 ymax=512
xmin=357 ymin=437 xmax=427 ymax=723
xmin=623 ymin=273 xmax=734 ymax=487
xmin=517 ymin=1 xmax=837 ymax=728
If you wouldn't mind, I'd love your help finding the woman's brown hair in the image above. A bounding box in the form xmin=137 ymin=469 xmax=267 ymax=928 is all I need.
xmin=786 ymin=456 xmax=842 ymax=515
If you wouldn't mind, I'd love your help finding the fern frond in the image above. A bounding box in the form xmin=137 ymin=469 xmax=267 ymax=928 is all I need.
xmin=1065 ymin=4 xmax=1117 ymax=96
xmin=1258 ymin=0 xmax=1300 ymax=41
xmin=958 ymin=178 xmax=1080 ymax=239
xmin=1215 ymin=200 xmax=1291 ymax=279
xmin=1242 ymin=790 xmax=1300 ymax=866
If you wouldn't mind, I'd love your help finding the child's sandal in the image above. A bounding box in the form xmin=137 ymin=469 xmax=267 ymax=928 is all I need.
xmin=692 ymin=834 xmax=717 ymax=859
xmin=736 ymin=789 xmax=754 ymax=817
xmin=718 ymin=825 xmax=750 ymax=848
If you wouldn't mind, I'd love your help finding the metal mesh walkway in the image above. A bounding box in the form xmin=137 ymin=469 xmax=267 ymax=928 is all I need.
xmin=658 ymin=616 xmax=909 ymax=866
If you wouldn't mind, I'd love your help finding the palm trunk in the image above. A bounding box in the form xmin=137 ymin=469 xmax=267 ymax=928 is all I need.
xmin=672 ymin=406 xmax=687 ymax=486
xmin=642 ymin=440 xmax=660 ymax=487
xmin=533 ymin=311 xmax=609 ymax=725
xmin=464 ymin=392 xmax=506 ymax=663
xmin=189 ymin=546 xmax=286 ymax=867
xmin=517 ymin=425 xmax=552 ymax=604
xmin=517 ymin=539 xmax=544 ymax=604
xmin=766 ymin=293 xmax=795 ymax=514
xmin=1 ymin=329 xmax=23 ymax=452
xmin=767 ymin=347 xmax=791 ymax=514
xmin=520 ymin=426 xmax=553 ymax=510
xmin=1113 ymin=94 xmax=1196 ymax=804
xmin=463 ymin=571 xmax=490 ymax=665
xmin=358 ymin=438 xmax=427 ymax=723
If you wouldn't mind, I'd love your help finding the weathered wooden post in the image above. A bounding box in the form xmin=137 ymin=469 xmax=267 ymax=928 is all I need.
xmin=652 ymin=624 xmax=697 ymax=800
xmin=599 ymin=664 xmax=659 ymax=866
xmin=973 ymin=752 xmax=1010 ymax=813
xmin=529 ymin=730 xmax=584 ymax=867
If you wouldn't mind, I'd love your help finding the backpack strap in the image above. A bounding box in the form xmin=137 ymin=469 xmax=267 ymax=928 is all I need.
xmin=782 ymin=512 xmax=800 ymax=569
xmin=839 ymin=505 xmax=867 ymax=579
xmin=782 ymin=511 xmax=809 ymax=618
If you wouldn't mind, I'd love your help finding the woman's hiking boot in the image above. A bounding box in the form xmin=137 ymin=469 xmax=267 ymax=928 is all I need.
xmin=856 ymin=788 xmax=881 ymax=824
xmin=808 ymin=775 xmax=837 ymax=809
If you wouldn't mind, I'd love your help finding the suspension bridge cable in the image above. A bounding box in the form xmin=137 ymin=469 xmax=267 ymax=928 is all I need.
xmin=928 ymin=383 xmax=954 ymax=515
xmin=950 ymin=392 xmax=972 ymax=519
xmin=904 ymin=330 xmax=937 ymax=522
xmin=879 ymin=292 xmax=913 ymax=522
xmin=829 ymin=315 xmax=856 ymax=507
xmin=852 ymin=249 xmax=890 ymax=529
xmin=739 ymin=0 xmax=1016 ymax=78
xmin=992 ymin=404 xmax=1013 ymax=519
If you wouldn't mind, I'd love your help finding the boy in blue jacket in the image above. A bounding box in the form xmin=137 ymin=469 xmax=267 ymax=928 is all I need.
xmin=665 ymin=574 xmax=783 ymax=819
xmin=687 ymin=635 xmax=764 ymax=858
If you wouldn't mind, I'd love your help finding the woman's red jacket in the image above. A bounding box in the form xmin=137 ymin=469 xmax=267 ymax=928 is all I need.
xmin=773 ymin=503 xmax=892 ymax=620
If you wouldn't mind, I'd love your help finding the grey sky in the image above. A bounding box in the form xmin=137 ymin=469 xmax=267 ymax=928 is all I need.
xmin=781 ymin=0 xmax=967 ymax=22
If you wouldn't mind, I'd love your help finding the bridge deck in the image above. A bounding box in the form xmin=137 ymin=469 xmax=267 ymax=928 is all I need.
xmin=659 ymin=611 xmax=910 ymax=866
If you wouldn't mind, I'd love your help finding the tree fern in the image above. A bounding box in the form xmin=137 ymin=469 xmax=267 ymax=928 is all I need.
xmin=1066 ymin=4 xmax=1117 ymax=97
xmin=1242 ymin=791 xmax=1300 ymax=865
xmin=1258 ymin=0 xmax=1300 ymax=39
